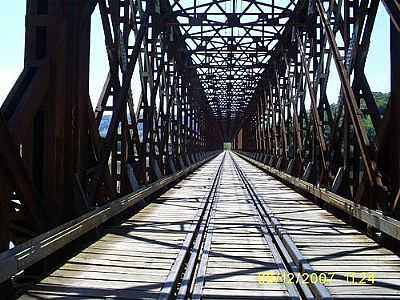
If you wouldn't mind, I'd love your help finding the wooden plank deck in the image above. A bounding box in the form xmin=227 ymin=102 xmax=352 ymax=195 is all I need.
xmin=19 ymin=155 xmax=225 ymax=300
xmin=199 ymin=155 xmax=292 ymax=299
xmin=18 ymin=151 xmax=400 ymax=299
xmin=233 ymin=152 xmax=400 ymax=299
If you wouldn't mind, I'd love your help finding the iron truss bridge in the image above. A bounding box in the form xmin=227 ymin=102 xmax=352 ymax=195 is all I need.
xmin=0 ymin=0 xmax=400 ymax=299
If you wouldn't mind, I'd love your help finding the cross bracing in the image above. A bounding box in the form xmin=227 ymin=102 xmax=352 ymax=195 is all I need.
xmin=0 ymin=3 xmax=399 ymax=295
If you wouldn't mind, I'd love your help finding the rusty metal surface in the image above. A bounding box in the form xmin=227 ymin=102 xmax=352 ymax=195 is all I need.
xmin=233 ymin=0 xmax=400 ymax=220
xmin=0 ymin=0 xmax=399 ymax=296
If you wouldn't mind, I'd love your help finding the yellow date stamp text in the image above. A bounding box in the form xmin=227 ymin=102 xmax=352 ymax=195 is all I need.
xmin=256 ymin=271 xmax=376 ymax=285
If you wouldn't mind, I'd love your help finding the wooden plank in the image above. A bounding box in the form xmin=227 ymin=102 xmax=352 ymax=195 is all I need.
xmin=203 ymin=288 xmax=289 ymax=297
xmin=204 ymin=281 xmax=287 ymax=290
xmin=19 ymin=155 xmax=225 ymax=299
xmin=199 ymin=155 xmax=293 ymax=299
xmin=22 ymin=283 xmax=160 ymax=299
xmin=233 ymin=153 xmax=400 ymax=298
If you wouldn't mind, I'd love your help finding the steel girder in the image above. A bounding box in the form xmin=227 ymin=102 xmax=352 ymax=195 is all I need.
xmin=0 ymin=0 xmax=223 ymax=251
xmin=168 ymin=0 xmax=297 ymax=140
xmin=234 ymin=0 xmax=400 ymax=217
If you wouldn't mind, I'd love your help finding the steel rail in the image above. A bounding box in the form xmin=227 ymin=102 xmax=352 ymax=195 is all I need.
xmin=236 ymin=151 xmax=400 ymax=241
xmin=0 ymin=151 xmax=220 ymax=285
xmin=230 ymin=152 xmax=333 ymax=300
xmin=176 ymin=163 xmax=222 ymax=300
xmin=190 ymin=153 xmax=303 ymax=300
xmin=159 ymin=152 xmax=226 ymax=300
xmin=190 ymin=199 xmax=217 ymax=300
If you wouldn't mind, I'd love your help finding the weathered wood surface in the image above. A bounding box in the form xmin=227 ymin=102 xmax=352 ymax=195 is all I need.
xmin=199 ymin=155 xmax=292 ymax=299
xmin=19 ymin=155 xmax=225 ymax=300
xmin=233 ymin=153 xmax=400 ymax=299
xmin=18 ymin=152 xmax=400 ymax=299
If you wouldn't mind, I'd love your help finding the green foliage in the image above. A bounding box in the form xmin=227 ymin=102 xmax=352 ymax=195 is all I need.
xmin=361 ymin=92 xmax=390 ymax=140
xmin=321 ymin=92 xmax=389 ymax=140
xmin=307 ymin=92 xmax=390 ymax=140
xmin=372 ymin=92 xmax=390 ymax=115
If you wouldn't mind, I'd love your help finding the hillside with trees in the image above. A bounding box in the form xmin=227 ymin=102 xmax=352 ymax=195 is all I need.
xmin=325 ymin=92 xmax=389 ymax=140
xmin=361 ymin=92 xmax=390 ymax=139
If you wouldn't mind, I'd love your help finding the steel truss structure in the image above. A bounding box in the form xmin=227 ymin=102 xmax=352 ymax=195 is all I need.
xmin=0 ymin=0 xmax=399 ymax=287
xmin=168 ymin=0 xmax=297 ymax=138
xmin=0 ymin=0 xmax=224 ymax=253
xmin=234 ymin=0 xmax=400 ymax=218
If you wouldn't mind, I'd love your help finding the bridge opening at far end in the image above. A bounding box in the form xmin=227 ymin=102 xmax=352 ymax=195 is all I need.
xmin=223 ymin=142 xmax=232 ymax=150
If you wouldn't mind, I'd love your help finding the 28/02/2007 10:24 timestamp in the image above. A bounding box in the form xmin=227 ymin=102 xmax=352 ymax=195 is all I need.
xmin=256 ymin=271 xmax=376 ymax=285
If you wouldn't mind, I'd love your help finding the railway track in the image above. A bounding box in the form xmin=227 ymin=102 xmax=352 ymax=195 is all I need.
xmin=160 ymin=152 xmax=332 ymax=299
xmin=18 ymin=151 xmax=400 ymax=299
xmin=159 ymin=152 xmax=226 ymax=299
xmin=230 ymin=153 xmax=331 ymax=300
xmin=233 ymin=152 xmax=400 ymax=299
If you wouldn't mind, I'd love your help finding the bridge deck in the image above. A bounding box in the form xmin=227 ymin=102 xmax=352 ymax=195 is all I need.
xmin=236 ymin=154 xmax=400 ymax=299
xmin=19 ymin=152 xmax=400 ymax=299
xmin=19 ymin=157 xmax=224 ymax=300
xmin=197 ymin=155 xmax=295 ymax=299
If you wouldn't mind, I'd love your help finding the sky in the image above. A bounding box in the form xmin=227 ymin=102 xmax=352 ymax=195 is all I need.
xmin=0 ymin=1 xmax=392 ymax=107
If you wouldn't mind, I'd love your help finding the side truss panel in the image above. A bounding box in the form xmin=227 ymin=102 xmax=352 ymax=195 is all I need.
xmin=234 ymin=0 xmax=400 ymax=218
xmin=0 ymin=0 xmax=223 ymax=249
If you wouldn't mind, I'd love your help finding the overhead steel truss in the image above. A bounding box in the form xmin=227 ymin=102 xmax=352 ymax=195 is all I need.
xmin=0 ymin=0 xmax=223 ymax=256
xmin=0 ymin=0 xmax=399 ymax=292
xmin=234 ymin=0 xmax=400 ymax=218
xmin=170 ymin=0 xmax=297 ymax=139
